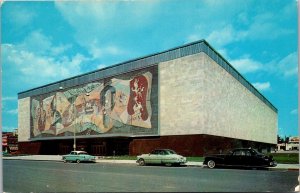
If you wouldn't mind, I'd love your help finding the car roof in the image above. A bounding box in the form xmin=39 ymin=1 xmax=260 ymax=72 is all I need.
xmin=71 ymin=151 xmax=87 ymax=153
xmin=233 ymin=148 xmax=254 ymax=151
xmin=153 ymin=149 xmax=175 ymax=151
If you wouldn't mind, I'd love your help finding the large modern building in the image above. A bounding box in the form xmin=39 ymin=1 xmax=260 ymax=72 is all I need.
xmin=18 ymin=40 xmax=278 ymax=156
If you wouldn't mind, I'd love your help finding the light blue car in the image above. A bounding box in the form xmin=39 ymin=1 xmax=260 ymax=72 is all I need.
xmin=62 ymin=151 xmax=96 ymax=163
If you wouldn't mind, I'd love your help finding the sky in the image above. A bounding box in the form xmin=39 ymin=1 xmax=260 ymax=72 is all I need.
xmin=1 ymin=0 xmax=298 ymax=137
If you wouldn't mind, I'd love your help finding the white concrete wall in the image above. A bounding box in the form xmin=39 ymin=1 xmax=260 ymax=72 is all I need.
xmin=18 ymin=97 xmax=31 ymax=142
xmin=159 ymin=52 xmax=277 ymax=144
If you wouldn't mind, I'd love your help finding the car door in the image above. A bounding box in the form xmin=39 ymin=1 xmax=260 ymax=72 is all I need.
xmin=147 ymin=150 xmax=160 ymax=164
xmin=238 ymin=150 xmax=254 ymax=166
xmin=159 ymin=150 xmax=168 ymax=164
xmin=244 ymin=150 xmax=254 ymax=166
xmin=228 ymin=150 xmax=243 ymax=166
xmin=71 ymin=151 xmax=78 ymax=161
xmin=249 ymin=149 xmax=265 ymax=167
xmin=67 ymin=151 xmax=75 ymax=161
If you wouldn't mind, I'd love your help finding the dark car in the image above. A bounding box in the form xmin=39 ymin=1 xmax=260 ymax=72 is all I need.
xmin=203 ymin=148 xmax=277 ymax=169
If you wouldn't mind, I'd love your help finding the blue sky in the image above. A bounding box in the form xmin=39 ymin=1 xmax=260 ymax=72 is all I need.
xmin=1 ymin=0 xmax=298 ymax=137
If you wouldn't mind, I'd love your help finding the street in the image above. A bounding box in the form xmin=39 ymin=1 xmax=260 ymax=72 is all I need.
xmin=3 ymin=160 xmax=298 ymax=192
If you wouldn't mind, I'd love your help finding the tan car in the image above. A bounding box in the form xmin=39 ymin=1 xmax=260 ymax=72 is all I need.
xmin=137 ymin=149 xmax=187 ymax=166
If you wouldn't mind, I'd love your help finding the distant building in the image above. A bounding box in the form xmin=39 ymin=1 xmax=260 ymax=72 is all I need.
xmin=2 ymin=131 xmax=18 ymax=153
xmin=17 ymin=40 xmax=277 ymax=156
xmin=277 ymin=136 xmax=299 ymax=151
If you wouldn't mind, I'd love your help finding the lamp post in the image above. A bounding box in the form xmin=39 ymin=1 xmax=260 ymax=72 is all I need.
xmin=72 ymin=96 xmax=76 ymax=151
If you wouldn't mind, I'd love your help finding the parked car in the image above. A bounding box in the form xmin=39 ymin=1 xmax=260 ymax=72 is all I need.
xmin=203 ymin=148 xmax=277 ymax=169
xmin=136 ymin=149 xmax=187 ymax=166
xmin=62 ymin=151 xmax=96 ymax=163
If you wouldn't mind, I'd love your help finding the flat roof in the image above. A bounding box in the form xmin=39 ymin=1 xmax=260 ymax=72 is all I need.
xmin=18 ymin=40 xmax=277 ymax=113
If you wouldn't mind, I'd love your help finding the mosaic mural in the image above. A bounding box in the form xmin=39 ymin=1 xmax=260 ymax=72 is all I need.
xmin=30 ymin=71 xmax=153 ymax=138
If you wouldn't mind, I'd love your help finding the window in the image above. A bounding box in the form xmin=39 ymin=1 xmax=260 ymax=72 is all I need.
xmin=245 ymin=151 xmax=252 ymax=156
xmin=151 ymin=150 xmax=159 ymax=155
xmin=233 ymin=150 xmax=245 ymax=156
xmin=165 ymin=149 xmax=176 ymax=155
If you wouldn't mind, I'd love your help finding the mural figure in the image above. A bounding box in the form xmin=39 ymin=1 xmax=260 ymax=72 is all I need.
xmin=37 ymin=100 xmax=46 ymax=131
xmin=128 ymin=75 xmax=149 ymax=121
xmin=50 ymin=94 xmax=62 ymax=131
xmin=100 ymin=85 xmax=116 ymax=130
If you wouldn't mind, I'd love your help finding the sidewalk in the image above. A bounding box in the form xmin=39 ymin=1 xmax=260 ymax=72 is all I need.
xmin=3 ymin=155 xmax=299 ymax=170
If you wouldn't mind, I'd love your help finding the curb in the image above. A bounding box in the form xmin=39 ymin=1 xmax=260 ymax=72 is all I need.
xmin=268 ymin=167 xmax=299 ymax=171
xmin=3 ymin=157 xmax=64 ymax=162
xmin=3 ymin=157 xmax=299 ymax=170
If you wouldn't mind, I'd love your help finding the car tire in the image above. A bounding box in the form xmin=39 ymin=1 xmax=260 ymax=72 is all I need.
xmin=165 ymin=163 xmax=172 ymax=167
xmin=207 ymin=160 xmax=216 ymax=169
xmin=76 ymin=159 xmax=80 ymax=164
xmin=138 ymin=158 xmax=145 ymax=166
xmin=63 ymin=158 xmax=67 ymax=163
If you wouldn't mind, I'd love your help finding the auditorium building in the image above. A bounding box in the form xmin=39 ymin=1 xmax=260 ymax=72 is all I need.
xmin=18 ymin=40 xmax=278 ymax=156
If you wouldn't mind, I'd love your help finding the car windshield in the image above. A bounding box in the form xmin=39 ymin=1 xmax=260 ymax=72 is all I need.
xmin=78 ymin=152 xmax=88 ymax=155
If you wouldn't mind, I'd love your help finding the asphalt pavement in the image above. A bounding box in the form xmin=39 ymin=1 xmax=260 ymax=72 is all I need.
xmin=2 ymin=154 xmax=299 ymax=170
xmin=3 ymin=159 xmax=299 ymax=192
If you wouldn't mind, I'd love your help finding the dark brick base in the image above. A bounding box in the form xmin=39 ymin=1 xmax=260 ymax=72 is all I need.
xmin=18 ymin=134 xmax=275 ymax=156
xmin=129 ymin=135 xmax=275 ymax=156
xmin=18 ymin=141 xmax=42 ymax=154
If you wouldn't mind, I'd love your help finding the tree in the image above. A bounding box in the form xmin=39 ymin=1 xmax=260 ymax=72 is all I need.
xmin=284 ymin=136 xmax=290 ymax=144
xmin=277 ymin=135 xmax=284 ymax=143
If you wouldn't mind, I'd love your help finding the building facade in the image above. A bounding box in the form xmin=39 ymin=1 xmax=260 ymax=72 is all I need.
xmin=18 ymin=40 xmax=278 ymax=156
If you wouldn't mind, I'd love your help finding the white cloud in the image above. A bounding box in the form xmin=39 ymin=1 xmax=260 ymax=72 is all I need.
xmin=2 ymin=96 xmax=17 ymax=101
xmin=6 ymin=108 xmax=18 ymax=115
xmin=245 ymin=13 xmax=294 ymax=40
xmin=252 ymin=82 xmax=271 ymax=91
xmin=216 ymin=49 xmax=229 ymax=59
xmin=186 ymin=34 xmax=201 ymax=43
xmin=54 ymin=1 xmax=159 ymax=56
xmin=277 ymin=52 xmax=298 ymax=77
xmin=5 ymin=4 xmax=36 ymax=28
xmin=97 ymin=63 xmax=108 ymax=70
xmin=2 ymin=126 xmax=17 ymax=132
xmin=2 ymin=39 xmax=86 ymax=86
xmin=291 ymin=109 xmax=298 ymax=115
xmin=87 ymin=40 xmax=127 ymax=60
xmin=206 ymin=25 xmax=247 ymax=48
xmin=55 ymin=1 xmax=159 ymax=30
xmin=186 ymin=1 xmax=296 ymax=49
xmin=264 ymin=52 xmax=298 ymax=79
xmin=18 ymin=31 xmax=72 ymax=56
xmin=230 ymin=56 xmax=263 ymax=74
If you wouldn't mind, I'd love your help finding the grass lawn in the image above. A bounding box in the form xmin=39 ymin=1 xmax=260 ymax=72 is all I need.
xmin=268 ymin=153 xmax=299 ymax=164
xmin=101 ymin=155 xmax=205 ymax=162
xmin=100 ymin=155 xmax=137 ymax=160
xmin=188 ymin=154 xmax=299 ymax=164
xmin=187 ymin=157 xmax=204 ymax=162
xmin=101 ymin=153 xmax=298 ymax=164
xmin=100 ymin=155 xmax=204 ymax=162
